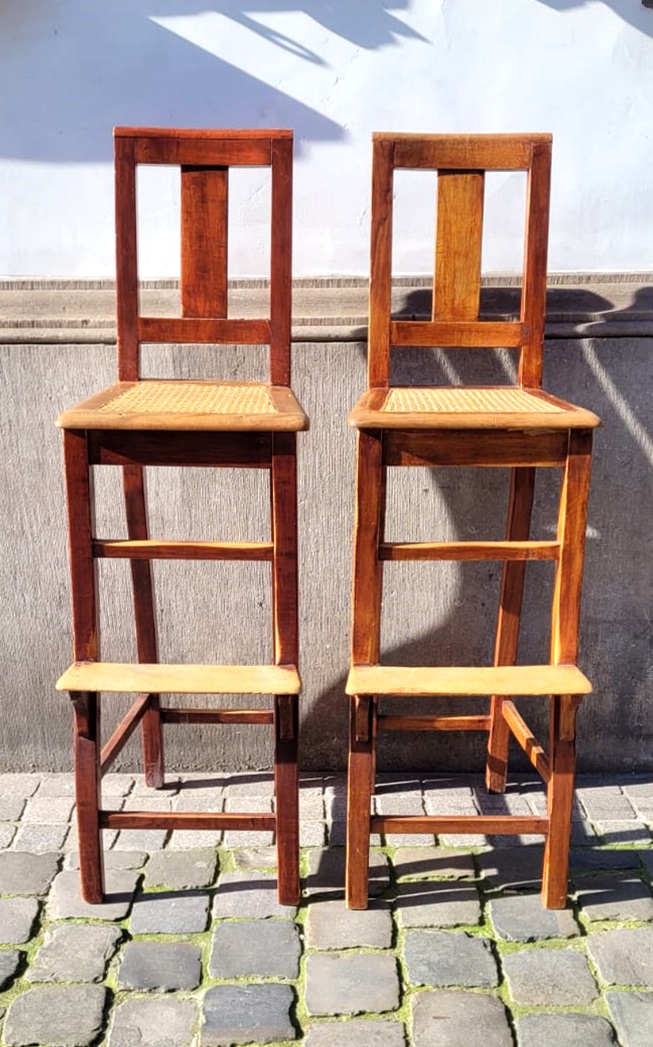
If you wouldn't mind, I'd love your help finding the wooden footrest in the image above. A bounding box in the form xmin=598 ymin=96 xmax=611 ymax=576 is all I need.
xmin=57 ymin=662 xmax=301 ymax=695
xmin=347 ymin=664 xmax=591 ymax=697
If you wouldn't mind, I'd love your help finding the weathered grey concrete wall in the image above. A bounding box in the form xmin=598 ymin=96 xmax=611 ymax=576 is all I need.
xmin=1 ymin=296 xmax=652 ymax=773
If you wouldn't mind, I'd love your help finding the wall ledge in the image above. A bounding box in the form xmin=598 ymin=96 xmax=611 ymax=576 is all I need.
xmin=1 ymin=274 xmax=652 ymax=343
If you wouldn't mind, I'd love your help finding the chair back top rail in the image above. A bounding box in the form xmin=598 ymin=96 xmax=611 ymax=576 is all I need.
xmin=114 ymin=128 xmax=293 ymax=385
xmin=368 ymin=133 xmax=552 ymax=389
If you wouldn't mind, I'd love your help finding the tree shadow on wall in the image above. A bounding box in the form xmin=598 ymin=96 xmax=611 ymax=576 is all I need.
xmin=533 ymin=0 xmax=653 ymax=37
xmin=0 ymin=0 xmax=422 ymax=163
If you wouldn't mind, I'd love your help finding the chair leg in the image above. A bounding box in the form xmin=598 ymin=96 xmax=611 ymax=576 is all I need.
xmin=271 ymin=434 xmax=300 ymax=904
xmin=486 ymin=467 xmax=536 ymax=793
xmin=72 ymin=691 xmax=104 ymax=903
xmin=346 ymin=695 xmax=375 ymax=909
xmin=123 ymin=464 xmax=164 ymax=788
xmin=275 ymin=695 xmax=300 ymax=906
xmin=542 ymin=694 xmax=582 ymax=908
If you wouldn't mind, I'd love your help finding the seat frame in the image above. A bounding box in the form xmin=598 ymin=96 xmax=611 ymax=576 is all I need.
xmin=57 ymin=128 xmax=305 ymax=905
xmin=345 ymin=133 xmax=599 ymax=910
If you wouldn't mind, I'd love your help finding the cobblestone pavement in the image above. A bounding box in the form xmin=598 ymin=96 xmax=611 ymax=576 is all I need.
xmin=2 ymin=772 xmax=653 ymax=1046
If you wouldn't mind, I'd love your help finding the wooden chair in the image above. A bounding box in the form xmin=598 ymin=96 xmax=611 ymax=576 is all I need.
xmin=345 ymin=133 xmax=600 ymax=910
xmin=56 ymin=128 xmax=307 ymax=905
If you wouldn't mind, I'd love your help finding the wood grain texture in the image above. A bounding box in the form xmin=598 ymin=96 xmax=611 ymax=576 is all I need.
xmin=100 ymin=692 xmax=150 ymax=774
xmin=384 ymin=133 xmax=549 ymax=170
xmin=57 ymin=662 xmax=302 ymax=695
xmin=346 ymin=695 xmax=375 ymax=909
xmin=486 ymin=467 xmax=536 ymax=794
xmin=368 ymin=137 xmax=395 ymax=388
xmin=351 ymin=431 xmax=385 ymax=665
xmin=346 ymin=664 xmax=592 ymax=697
xmin=161 ymin=709 xmax=274 ymax=724
xmin=181 ymin=166 xmax=229 ymax=318
xmin=269 ymin=137 xmax=293 ymax=385
xmin=88 ymin=429 xmax=273 ymax=467
xmin=271 ymin=433 xmax=298 ymax=667
xmin=114 ymin=134 xmax=139 ymax=381
xmin=101 ymin=811 xmax=277 ymax=831
xmin=382 ymin=429 xmax=569 ymax=467
xmin=133 ymin=137 xmax=272 ymax=167
xmin=542 ymin=694 xmax=583 ymax=908
xmin=501 ymin=699 xmax=550 ymax=783
xmin=390 ymin=320 xmax=526 ymax=348
xmin=370 ymin=814 xmax=549 ymax=835
xmin=378 ymin=714 xmax=491 ymax=731
xmin=520 ymin=140 xmax=552 ymax=387
xmin=63 ymin=431 xmax=98 ymax=662
xmin=275 ymin=694 xmax=300 ymax=905
xmin=380 ymin=540 xmax=559 ymax=562
xmin=71 ymin=692 xmax=105 ymax=902
xmin=93 ymin=540 xmax=274 ymax=561
xmin=434 ymin=172 xmax=484 ymax=321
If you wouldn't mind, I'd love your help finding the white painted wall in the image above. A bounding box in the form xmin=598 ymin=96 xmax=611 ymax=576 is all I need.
xmin=1 ymin=0 xmax=652 ymax=278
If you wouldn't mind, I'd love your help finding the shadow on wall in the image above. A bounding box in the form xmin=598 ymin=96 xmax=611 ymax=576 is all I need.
xmin=301 ymin=284 xmax=653 ymax=773
xmin=534 ymin=0 xmax=653 ymax=35
xmin=0 ymin=0 xmax=421 ymax=163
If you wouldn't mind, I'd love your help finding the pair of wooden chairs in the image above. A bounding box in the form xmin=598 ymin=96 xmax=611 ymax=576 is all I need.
xmin=56 ymin=128 xmax=598 ymax=910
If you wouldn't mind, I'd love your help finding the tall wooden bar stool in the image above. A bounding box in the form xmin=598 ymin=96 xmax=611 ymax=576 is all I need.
xmin=345 ymin=133 xmax=600 ymax=910
xmin=56 ymin=128 xmax=307 ymax=905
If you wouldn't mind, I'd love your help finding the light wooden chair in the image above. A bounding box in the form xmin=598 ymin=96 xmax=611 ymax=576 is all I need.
xmin=345 ymin=133 xmax=600 ymax=910
xmin=56 ymin=128 xmax=307 ymax=905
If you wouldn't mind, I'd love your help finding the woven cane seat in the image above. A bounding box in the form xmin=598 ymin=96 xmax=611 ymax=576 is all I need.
xmin=57 ymin=380 xmax=309 ymax=432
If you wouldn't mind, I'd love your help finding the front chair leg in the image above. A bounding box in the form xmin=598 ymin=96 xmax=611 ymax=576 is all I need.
xmin=71 ymin=690 xmax=105 ymax=903
xmin=346 ymin=695 xmax=375 ymax=910
xmin=274 ymin=694 xmax=300 ymax=906
xmin=542 ymin=694 xmax=583 ymax=909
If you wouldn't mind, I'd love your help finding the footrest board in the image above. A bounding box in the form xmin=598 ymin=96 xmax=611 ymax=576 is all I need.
xmin=57 ymin=662 xmax=301 ymax=695
xmin=346 ymin=664 xmax=591 ymax=697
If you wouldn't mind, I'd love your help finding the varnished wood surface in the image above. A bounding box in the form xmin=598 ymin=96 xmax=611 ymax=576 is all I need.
xmin=382 ymin=430 xmax=570 ymax=468
xmin=370 ymin=814 xmax=549 ymax=835
xmin=390 ymin=320 xmax=527 ymax=348
xmin=501 ymin=700 xmax=550 ymax=782
xmin=161 ymin=709 xmax=274 ymax=725
xmin=93 ymin=540 xmax=274 ymax=562
xmin=379 ymin=541 xmax=559 ymax=562
xmin=88 ymin=430 xmax=273 ymax=468
xmin=377 ymin=714 xmax=491 ymax=732
xmin=346 ymin=664 xmax=592 ymax=697
xmin=379 ymin=132 xmax=551 ymax=171
xmin=100 ymin=693 xmax=150 ymax=774
xmin=181 ymin=166 xmax=229 ymax=319
xmin=101 ymin=811 xmax=277 ymax=831
xmin=57 ymin=382 xmax=309 ymax=433
xmin=115 ymin=127 xmax=293 ymax=140
xmin=58 ymin=662 xmax=301 ymax=695
xmin=434 ymin=171 xmax=484 ymax=322
xmin=349 ymin=388 xmax=601 ymax=431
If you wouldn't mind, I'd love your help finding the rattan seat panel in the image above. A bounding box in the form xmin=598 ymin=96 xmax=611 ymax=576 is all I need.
xmin=382 ymin=387 xmax=564 ymax=414
xmin=56 ymin=382 xmax=309 ymax=432
xmin=100 ymin=382 xmax=275 ymax=416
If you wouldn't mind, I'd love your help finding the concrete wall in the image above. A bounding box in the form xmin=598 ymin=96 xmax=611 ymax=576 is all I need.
xmin=2 ymin=297 xmax=652 ymax=773
xmin=1 ymin=0 xmax=653 ymax=277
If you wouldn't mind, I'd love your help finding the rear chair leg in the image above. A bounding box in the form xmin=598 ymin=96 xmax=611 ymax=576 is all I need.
xmin=275 ymin=695 xmax=300 ymax=906
xmin=486 ymin=467 xmax=536 ymax=793
xmin=542 ymin=695 xmax=582 ymax=908
xmin=123 ymin=464 xmax=164 ymax=788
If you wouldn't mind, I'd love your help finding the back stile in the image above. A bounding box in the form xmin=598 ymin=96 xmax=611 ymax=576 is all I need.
xmin=181 ymin=166 xmax=229 ymax=318
xmin=270 ymin=136 xmax=293 ymax=387
xmin=433 ymin=171 xmax=485 ymax=321
xmin=368 ymin=137 xmax=395 ymax=389
xmin=114 ymin=133 xmax=140 ymax=382
xmin=519 ymin=138 xmax=552 ymax=388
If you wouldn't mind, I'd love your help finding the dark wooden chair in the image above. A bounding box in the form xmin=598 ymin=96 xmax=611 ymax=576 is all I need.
xmin=56 ymin=128 xmax=307 ymax=905
xmin=345 ymin=133 xmax=600 ymax=910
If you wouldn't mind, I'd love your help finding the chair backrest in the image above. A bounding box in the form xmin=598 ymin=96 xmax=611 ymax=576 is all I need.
xmin=368 ymin=133 xmax=552 ymax=390
xmin=114 ymin=127 xmax=293 ymax=385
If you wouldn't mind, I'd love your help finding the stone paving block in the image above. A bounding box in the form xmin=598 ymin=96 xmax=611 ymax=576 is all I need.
xmin=304 ymin=848 xmax=389 ymax=895
xmin=396 ymin=880 xmax=481 ymax=928
xmin=0 ymin=797 xmax=26 ymax=821
xmin=588 ymin=926 xmax=653 ymax=986
xmin=301 ymin=821 xmax=327 ymax=847
xmin=571 ymin=847 xmax=641 ymax=872
xmin=0 ymin=824 xmax=16 ymax=848
xmin=122 ymin=794 xmax=175 ymax=812
xmin=300 ymin=797 xmax=325 ymax=820
xmin=404 ymin=930 xmax=498 ymax=987
xmin=213 ymin=871 xmax=296 ymax=918
xmin=0 ymin=851 xmax=59 ymax=895
xmin=173 ymin=790 xmax=224 ymax=813
xmin=209 ymin=919 xmax=301 ymax=978
xmin=597 ymin=821 xmax=652 ymax=845
xmin=118 ymin=941 xmax=202 ymax=991
xmin=130 ymin=891 xmax=209 ymax=934
xmin=576 ymin=875 xmax=653 ymax=922
xmin=101 ymin=774 xmax=135 ymax=798
xmin=12 ymin=823 xmax=69 ymax=852
xmin=392 ymin=847 xmax=475 ymax=881
xmin=580 ymin=794 xmax=637 ymax=820
xmin=489 ymin=893 xmax=579 ymax=941
xmin=114 ymin=828 xmax=168 ymax=850
xmin=202 ymin=983 xmax=294 ymax=1045
xmin=65 ymin=825 xmax=118 ymax=852
xmin=48 ymin=869 xmax=139 ymax=921
xmin=477 ymin=846 xmax=544 ymax=891
xmin=23 ymin=796 xmax=75 ymax=824
xmin=303 ymin=1020 xmax=406 ymax=1046
xmin=327 ymin=821 xmax=382 ymax=846
xmin=225 ymin=796 xmax=274 ymax=813
xmin=305 ymin=899 xmax=392 ymax=949
xmin=0 ymin=949 xmax=21 ymax=990
xmin=439 ymin=831 xmax=488 ymax=847
xmin=35 ymin=775 xmax=76 ymax=798
xmin=386 ymin=833 xmax=436 ymax=847
xmin=232 ymin=846 xmax=278 ymax=870
xmin=374 ymin=793 xmax=424 ymax=815
xmin=0 ymin=897 xmax=40 ymax=944
xmin=27 ymin=923 xmax=121 ymax=983
xmin=144 ymin=847 xmax=218 ymax=889
xmin=66 ymin=850 xmax=148 ymax=871
xmin=108 ymin=998 xmax=199 ymax=1047
xmin=571 ymin=819 xmax=599 ymax=845
xmin=223 ymin=773 xmax=275 ymax=797
xmin=223 ymin=829 xmax=275 ymax=848
xmin=0 ymin=773 xmax=40 ymax=797
xmin=606 ymin=990 xmax=653 ymax=1047
xmin=131 ymin=777 xmax=180 ymax=797
xmin=167 ymin=829 xmax=223 ymax=850
xmin=502 ymin=948 xmax=598 ymax=1006
xmin=3 ymin=985 xmax=106 ymax=1047
xmin=412 ymin=990 xmax=512 ymax=1047
xmin=305 ymin=953 xmax=400 ymax=1016
xmin=639 ymin=850 xmax=653 ymax=878
xmin=515 ymin=1013 xmax=617 ymax=1047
